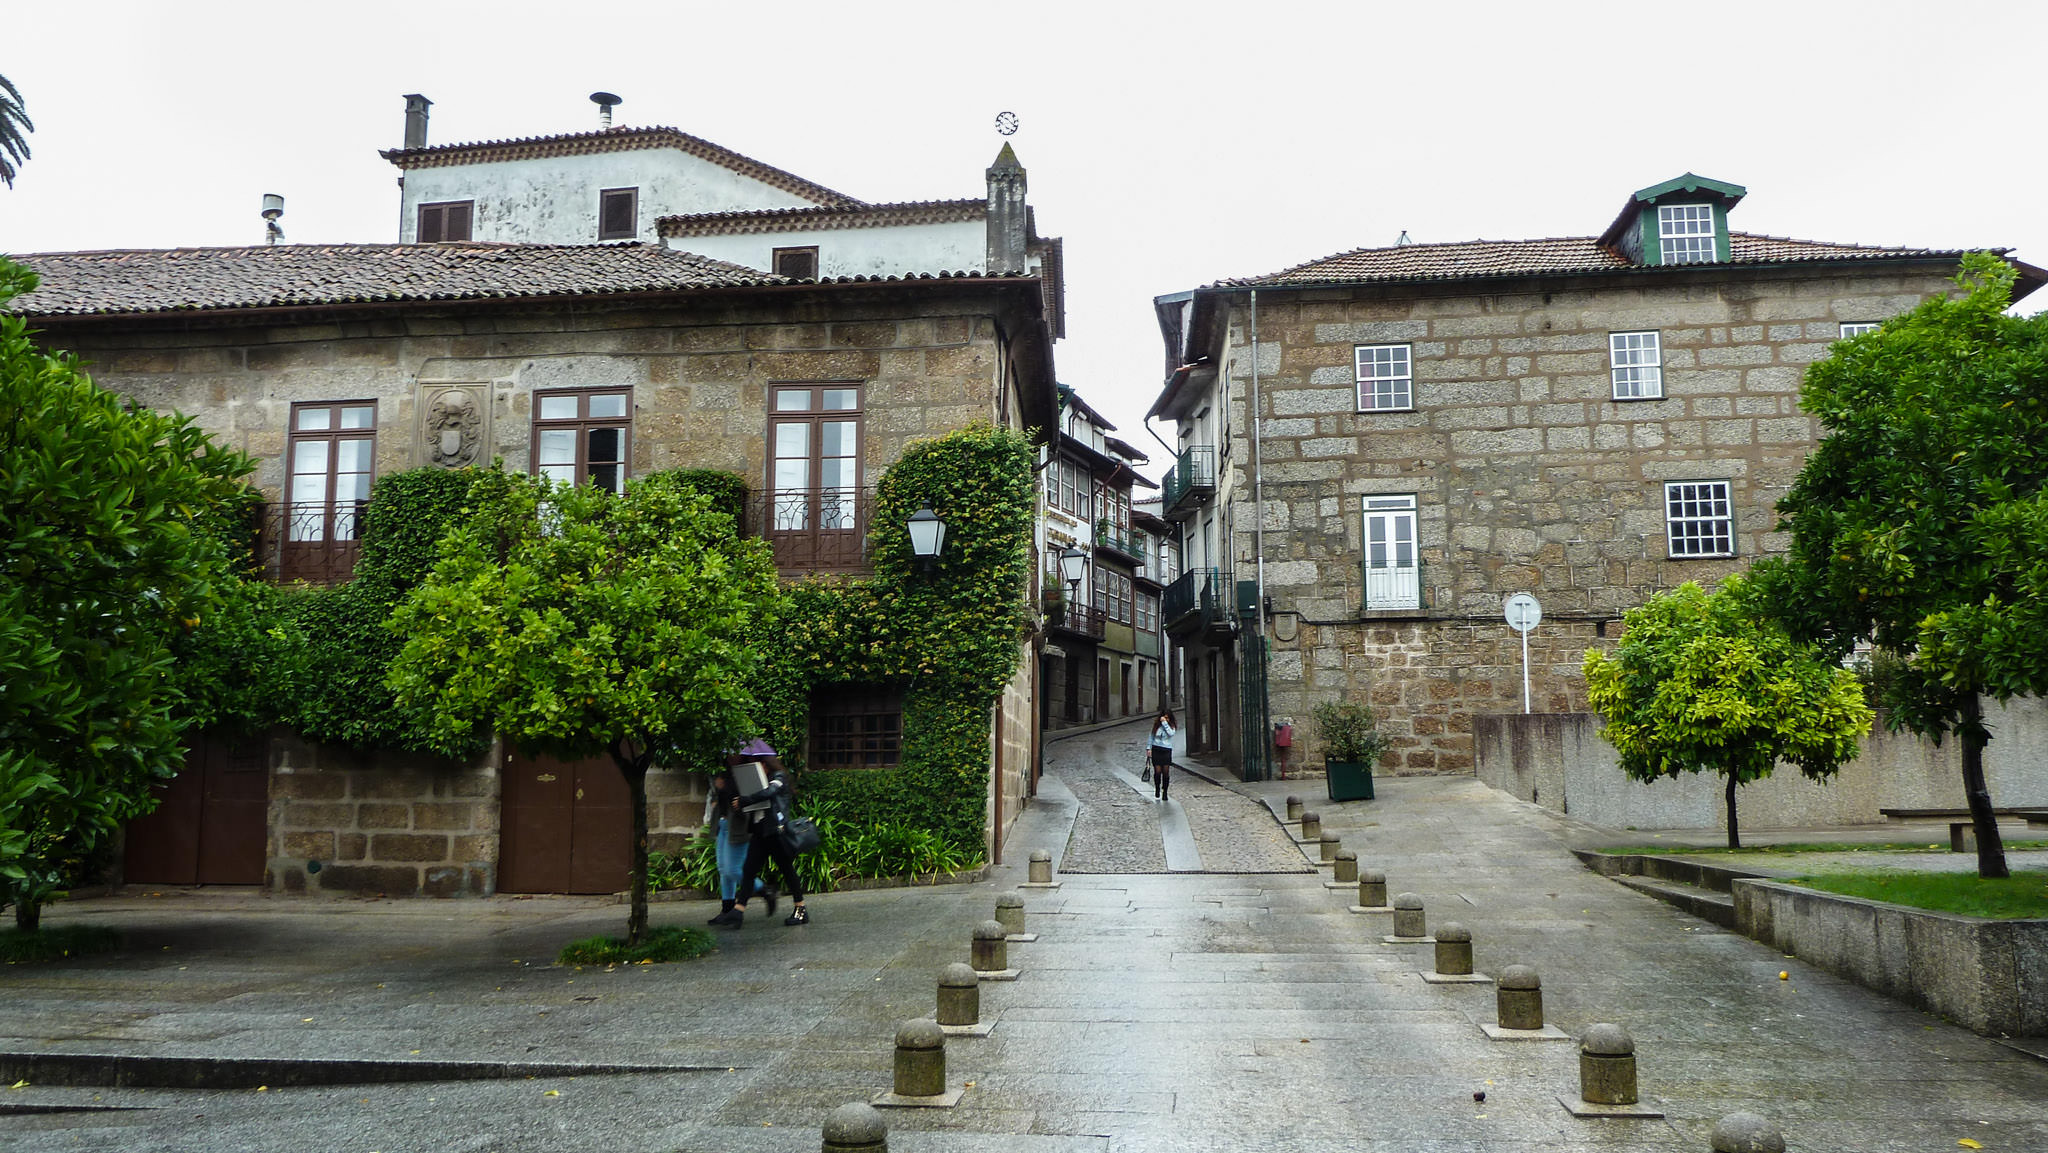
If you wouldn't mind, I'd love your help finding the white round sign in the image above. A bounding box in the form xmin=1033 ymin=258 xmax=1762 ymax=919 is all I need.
xmin=1504 ymin=593 xmax=1542 ymax=633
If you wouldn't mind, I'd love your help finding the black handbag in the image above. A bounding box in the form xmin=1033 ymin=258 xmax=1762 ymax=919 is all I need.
xmin=780 ymin=815 xmax=823 ymax=855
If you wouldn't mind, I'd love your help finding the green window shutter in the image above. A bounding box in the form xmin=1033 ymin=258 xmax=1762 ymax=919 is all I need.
xmin=1712 ymin=202 xmax=1731 ymax=263
xmin=1640 ymin=204 xmax=1663 ymax=266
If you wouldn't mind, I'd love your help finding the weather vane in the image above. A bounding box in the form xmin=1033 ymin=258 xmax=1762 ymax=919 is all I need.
xmin=994 ymin=111 xmax=1019 ymax=137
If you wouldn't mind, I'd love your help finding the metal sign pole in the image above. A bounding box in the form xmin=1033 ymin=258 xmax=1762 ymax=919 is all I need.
xmin=1503 ymin=593 xmax=1542 ymax=717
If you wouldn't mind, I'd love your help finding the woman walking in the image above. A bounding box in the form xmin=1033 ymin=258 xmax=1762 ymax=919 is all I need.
xmin=721 ymin=739 xmax=810 ymax=928
xmin=1149 ymin=710 xmax=1176 ymax=801
xmin=703 ymin=768 xmax=770 ymax=925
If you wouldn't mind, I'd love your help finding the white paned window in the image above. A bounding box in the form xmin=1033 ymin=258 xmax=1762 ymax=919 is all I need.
xmin=1839 ymin=322 xmax=1881 ymax=339
xmin=1361 ymin=494 xmax=1420 ymax=610
xmin=1658 ymin=203 xmax=1717 ymax=264
xmin=1354 ymin=344 xmax=1413 ymax=412
xmin=287 ymin=402 xmax=376 ymax=542
xmin=1610 ymin=331 xmax=1663 ymax=400
xmin=1665 ymin=480 xmax=1734 ymax=557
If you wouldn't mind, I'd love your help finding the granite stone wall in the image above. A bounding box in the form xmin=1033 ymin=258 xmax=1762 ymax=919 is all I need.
xmin=1223 ymin=266 xmax=1963 ymax=774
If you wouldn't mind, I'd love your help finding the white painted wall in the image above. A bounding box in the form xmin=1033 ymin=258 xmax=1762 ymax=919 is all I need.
xmin=672 ymin=219 xmax=990 ymax=278
xmin=397 ymin=149 xmax=816 ymax=244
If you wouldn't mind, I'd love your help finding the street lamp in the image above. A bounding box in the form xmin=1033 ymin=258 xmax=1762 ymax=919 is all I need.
xmin=907 ymin=506 xmax=947 ymax=570
xmin=1059 ymin=544 xmax=1087 ymax=602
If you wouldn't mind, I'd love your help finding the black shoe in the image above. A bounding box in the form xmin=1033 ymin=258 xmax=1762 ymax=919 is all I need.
xmin=710 ymin=907 xmax=742 ymax=928
xmin=783 ymin=906 xmax=809 ymax=926
xmin=762 ymin=883 xmax=778 ymax=917
xmin=707 ymin=899 xmax=735 ymax=925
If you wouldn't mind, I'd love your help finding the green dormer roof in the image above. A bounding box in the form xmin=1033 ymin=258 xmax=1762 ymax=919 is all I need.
xmin=1598 ymin=173 xmax=1746 ymax=264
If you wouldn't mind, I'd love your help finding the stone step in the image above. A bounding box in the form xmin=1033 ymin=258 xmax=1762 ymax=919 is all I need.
xmin=1615 ymin=874 xmax=1737 ymax=929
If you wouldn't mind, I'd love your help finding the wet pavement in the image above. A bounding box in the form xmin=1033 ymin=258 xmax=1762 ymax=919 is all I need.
xmin=1 ymin=723 xmax=2043 ymax=1152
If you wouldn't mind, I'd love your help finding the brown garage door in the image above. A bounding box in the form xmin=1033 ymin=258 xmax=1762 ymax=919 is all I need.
xmin=124 ymin=728 xmax=269 ymax=886
xmin=498 ymin=751 xmax=632 ymax=894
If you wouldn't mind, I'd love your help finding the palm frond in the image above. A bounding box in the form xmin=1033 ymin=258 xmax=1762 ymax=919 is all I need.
xmin=0 ymin=73 xmax=35 ymax=188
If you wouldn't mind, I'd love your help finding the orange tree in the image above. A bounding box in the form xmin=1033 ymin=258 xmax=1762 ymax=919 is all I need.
xmin=1773 ymin=254 xmax=2048 ymax=878
xmin=386 ymin=469 xmax=780 ymax=944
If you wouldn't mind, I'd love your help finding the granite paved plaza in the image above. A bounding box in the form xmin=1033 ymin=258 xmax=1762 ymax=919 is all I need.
xmin=1 ymin=723 xmax=2042 ymax=1151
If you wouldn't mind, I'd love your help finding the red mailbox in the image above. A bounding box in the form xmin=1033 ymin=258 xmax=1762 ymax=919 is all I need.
xmin=1273 ymin=723 xmax=1294 ymax=748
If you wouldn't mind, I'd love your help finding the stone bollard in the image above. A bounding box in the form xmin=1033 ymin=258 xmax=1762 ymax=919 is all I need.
xmin=1711 ymin=1112 xmax=1786 ymax=1153
xmin=1300 ymin=811 xmax=1322 ymax=840
xmin=1285 ymin=795 xmax=1304 ymax=822
xmin=935 ymin=963 xmax=980 ymax=1027
xmin=970 ymin=920 xmax=1008 ymax=974
xmin=893 ymin=1019 xmax=946 ymax=1099
xmin=1319 ymin=834 xmax=1341 ymax=862
xmin=1356 ymin=869 xmax=1389 ymax=909
xmin=994 ymin=892 xmax=1027 ymax=937
xmin=1027 ymin=850 xmax=1052 ymax=884
xmin=1497 ymin=965 xmax=1544 ymax=1030
xmin=821 ymin=1102 xmax=888 ymax=1152
xmin=1333 ymin=850 xmax=1358 ymax=883
xmin=1579 ymin=1023 xmax=1639 ymax=1105
xmin=1391 ymin=892 xmax=1426 ymax=939
xmin=1433 ymin=923 xmax=1473 ymax=975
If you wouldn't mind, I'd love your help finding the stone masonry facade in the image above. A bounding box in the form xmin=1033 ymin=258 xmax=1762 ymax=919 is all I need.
xmin=1225 ymin=265 xmax=1964 ymax=775
xmin=51 ymin=287 xmax=1030 ymax=896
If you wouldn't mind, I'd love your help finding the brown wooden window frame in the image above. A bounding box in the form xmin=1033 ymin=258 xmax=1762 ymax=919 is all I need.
xmin=417 ymin=200 xmax=473 ymax=243
xmin=531 ymin=387 xmax=633 ymax=493
xmin=773 ymin=245 xmax=820 ymax=279
xmin=811 ymin=684 xmax=903 ymax=769
xmin=598 ymin=187 xmax=638 ymax=240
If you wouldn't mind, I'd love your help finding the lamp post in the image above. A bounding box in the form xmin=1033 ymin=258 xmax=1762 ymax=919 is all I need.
xmin=1058 ymin=544 xmax=1087 ymax=604
xmin=907 ymin=506 xmax=947 ymax=571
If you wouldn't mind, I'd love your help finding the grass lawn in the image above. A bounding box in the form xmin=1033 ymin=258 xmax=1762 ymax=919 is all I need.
xmin=0 ymin=924 xmax=123 ymax=964
xmin=557 ymin=924 xmax=716 ymax=965
xmin=1598 ymin=840 xmax=2048 ymax=856
xmin=1786 ymin=871 xmax=2048 ymax=920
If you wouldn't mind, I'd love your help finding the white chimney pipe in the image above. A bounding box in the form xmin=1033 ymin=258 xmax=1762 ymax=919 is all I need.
xmin=590 ymin=91 xmax=622 ymax=129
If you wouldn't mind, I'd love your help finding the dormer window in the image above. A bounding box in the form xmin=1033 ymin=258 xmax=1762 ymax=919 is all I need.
xmin=1658 ymin=204 xmax=1716 ymax=264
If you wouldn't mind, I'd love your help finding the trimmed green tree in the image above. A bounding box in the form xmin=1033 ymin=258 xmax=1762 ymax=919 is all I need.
xmin=1 ymin=259 xmax=258 ymax=929
xmin=1774 ymin=253 xmax=2048 ymax=877
xmin=1582 ymin=574 xmax=1873 ymax=848
xmin=386 ymin=469 xmax=781 ymax=944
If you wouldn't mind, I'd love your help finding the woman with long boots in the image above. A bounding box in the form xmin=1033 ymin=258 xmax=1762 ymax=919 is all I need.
xmin=1149 ymin=709 xmax=1177 ymax=801
xmin=704 ymin=768 xmax=771 ymax=925
xmin=718 ymin=740 xmax=810 ymax=928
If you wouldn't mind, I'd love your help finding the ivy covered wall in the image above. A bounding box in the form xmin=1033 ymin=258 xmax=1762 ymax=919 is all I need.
xmin=754 ymin=423 xmax=1037 ymax=856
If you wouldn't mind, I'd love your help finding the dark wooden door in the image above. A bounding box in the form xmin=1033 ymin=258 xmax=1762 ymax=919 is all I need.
xmin=500 ymin=751 xmax=631 ymax=895
xmin=1096 ymin=657 xmax=1111 ymax=721
xmin=124 ymin=728 xmax=267 ymax=886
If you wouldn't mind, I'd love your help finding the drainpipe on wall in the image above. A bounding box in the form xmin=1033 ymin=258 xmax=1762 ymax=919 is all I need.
xmin=1250 ymin=289 xmax=1266 ymax=645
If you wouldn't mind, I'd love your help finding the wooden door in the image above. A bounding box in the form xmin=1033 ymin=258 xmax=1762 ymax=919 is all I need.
xmin=500 ymin=751 xmax=631 ymax=895
xmin=1096 ymin=657 xmax=1110 ymax=721
xmin=124 ymin=728 xmax=267 ymax=886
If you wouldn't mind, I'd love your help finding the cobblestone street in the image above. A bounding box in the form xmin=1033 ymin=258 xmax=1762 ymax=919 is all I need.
xmin=1045 ymin=721 xmax=1310 ymax=875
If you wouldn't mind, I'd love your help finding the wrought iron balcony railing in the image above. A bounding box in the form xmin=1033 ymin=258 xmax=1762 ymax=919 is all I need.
xmin=252 ymin=500 xmax=366 ymax=585
xmin=1162 ymin=567 xmax=1232 ymax=633
xmin=1046 ymin=601 xmax=1107 ymax=640
xmin=744 ymin=484 xmax=876 ymax=575
xmin=1161 ymin=446 xmax=1216 ymax=517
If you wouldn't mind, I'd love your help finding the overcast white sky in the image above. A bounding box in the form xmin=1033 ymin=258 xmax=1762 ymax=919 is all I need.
xmin=5 ymin=1 xmax=2044 ymax=479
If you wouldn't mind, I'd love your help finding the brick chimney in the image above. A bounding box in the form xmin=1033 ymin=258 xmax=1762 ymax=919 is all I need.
xmin=403 ymin=94 xmax=432 ymax=150
xmin=985 ymin=143 xmax=1028 ymax=274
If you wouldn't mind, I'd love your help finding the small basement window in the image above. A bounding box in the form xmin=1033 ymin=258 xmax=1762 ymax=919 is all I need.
xmin=811 ymin=684 xmax=903 ymax=769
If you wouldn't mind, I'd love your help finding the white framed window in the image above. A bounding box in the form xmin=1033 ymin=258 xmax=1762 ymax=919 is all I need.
xmin=1664 ymin=480 xmax=1734 ymax=558
xmin=1839 ymin=322 xmax=1881 ymax=339
xmin=1658 ymin=203 xmax=1716 ymax=264
xmin=1361 ymin=494 xmax=1420 ymax=610
xmin=1354 ymin=344 xmax=1413 ymax=412
xmin=1610 ymin=331 xmax=1663 ymax=400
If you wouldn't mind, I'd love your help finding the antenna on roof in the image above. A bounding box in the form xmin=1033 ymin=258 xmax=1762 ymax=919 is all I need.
xmin=590 ymin=91 xmax=622 ymax=129
xmin=261 ymin=193 xmax=285 ymax=246
xmin=1396 ymin=230 xmax=1412 ymax=247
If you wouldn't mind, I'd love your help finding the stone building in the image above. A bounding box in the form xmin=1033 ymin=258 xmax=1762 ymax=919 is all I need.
xmin=11 ymin=110 xmax=1062 ymax=897
xmin=1149 ymin=173 xmax=2044 ymax=779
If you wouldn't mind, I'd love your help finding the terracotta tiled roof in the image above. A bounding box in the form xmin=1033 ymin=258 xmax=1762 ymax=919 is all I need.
xmin=1214 ymin=232 xmax=1992 ymax=288
xmin=380 ymin=126 xmax=860 ymax=208
xmin=660 ymin=198 xmax=985 ymax=238
xmin=5 ymin=243 xmax=1034 ymax=319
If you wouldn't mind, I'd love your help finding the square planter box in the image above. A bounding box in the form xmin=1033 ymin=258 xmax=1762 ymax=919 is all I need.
xmin=1327 ymin=760 xmax=1374 ymax=802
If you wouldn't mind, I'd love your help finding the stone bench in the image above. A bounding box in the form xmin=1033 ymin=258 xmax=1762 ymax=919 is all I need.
xmin=1879 ymin=807 xmax=2048 ymax=852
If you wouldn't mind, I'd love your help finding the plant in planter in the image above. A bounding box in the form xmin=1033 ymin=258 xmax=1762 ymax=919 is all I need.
xmin=1040 ymin=585 xmax=1066 ymax=627
xmin=1312 ymin=699 xmax=1388 ymax=802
